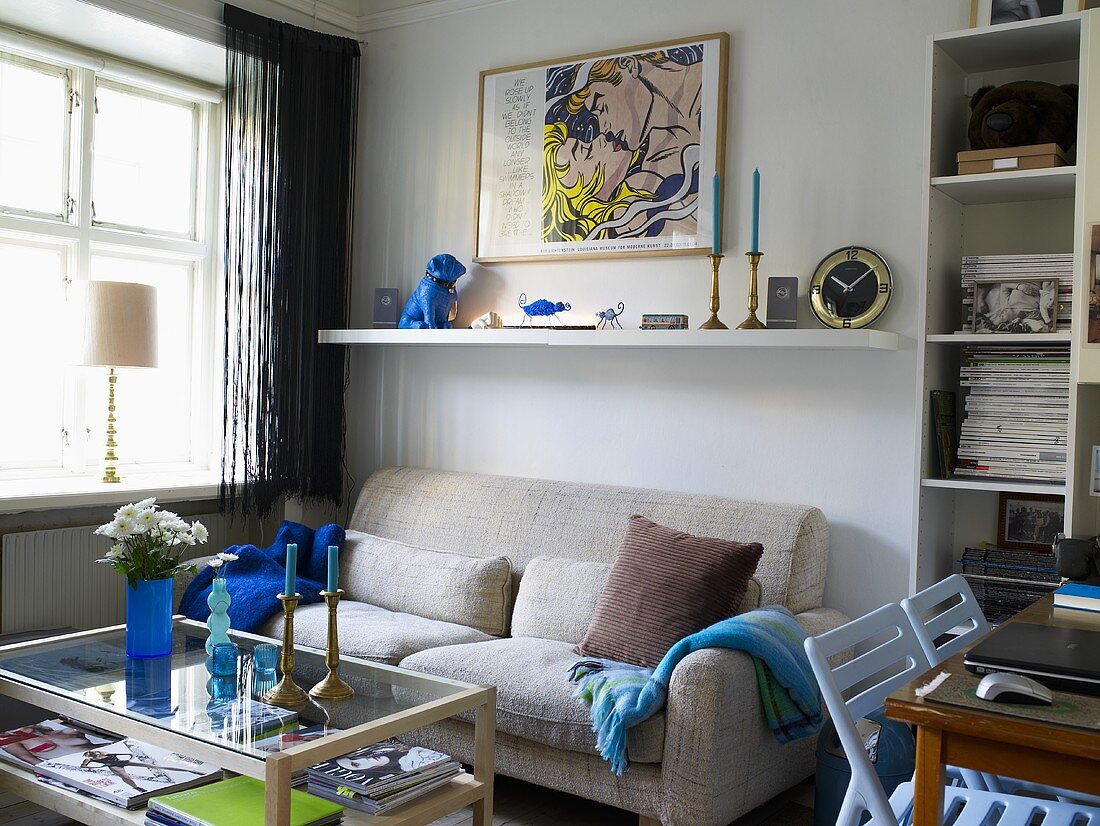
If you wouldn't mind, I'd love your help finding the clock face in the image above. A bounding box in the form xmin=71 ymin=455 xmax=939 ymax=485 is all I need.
xmin=809 ymin=246 xmax=892 ymax=329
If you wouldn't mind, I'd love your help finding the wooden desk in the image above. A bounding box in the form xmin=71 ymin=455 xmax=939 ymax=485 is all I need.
xmin=885 ymin=595 xmax=1100 ymax=826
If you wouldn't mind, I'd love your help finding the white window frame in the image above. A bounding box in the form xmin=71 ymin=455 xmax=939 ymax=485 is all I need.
xmin=0 ymin=47 xmax=223 ymax=485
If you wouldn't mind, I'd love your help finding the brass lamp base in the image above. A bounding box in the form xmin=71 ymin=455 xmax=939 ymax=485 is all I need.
xmin=309 ymin=590 xmax=354 ymax=700
xmin=736 ymin=252 xmax=768 ymax=330
xmin=263 ymin=594 xmax=309 ymax=708
xmin=699 ymin=254 xmax=729 ymax=330
xmin=102 ymin=368 xmax=121 ymax=483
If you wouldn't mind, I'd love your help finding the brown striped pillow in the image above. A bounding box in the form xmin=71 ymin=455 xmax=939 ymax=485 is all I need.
xmin=575 ymin=514 xmax=764 ymax=668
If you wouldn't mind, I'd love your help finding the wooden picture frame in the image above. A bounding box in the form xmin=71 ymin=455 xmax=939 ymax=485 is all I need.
xmin=997 ymin=492 xmax=1064 ymax=552
xmin=970 ymin=0 xmax=1081 ymax=27
xmin=473 ymin=33 xmax=729 ymax=263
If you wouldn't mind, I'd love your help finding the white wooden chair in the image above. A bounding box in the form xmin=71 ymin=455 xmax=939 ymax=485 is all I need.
xmin=805 ymin=602 xmax=1100 ymax=825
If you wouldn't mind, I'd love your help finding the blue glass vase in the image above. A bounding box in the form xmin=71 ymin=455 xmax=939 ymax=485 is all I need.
xmin=125 ymin=578 xmax=174 ymax=658
xmin=205 ymin=577 xmax=232 ymax=655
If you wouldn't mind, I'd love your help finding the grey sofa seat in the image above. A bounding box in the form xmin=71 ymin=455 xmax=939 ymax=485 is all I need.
xmin=400 ymin=637 xmax=665 ymax=764
xmin=259 ymin=600 xmax=492 ymax=664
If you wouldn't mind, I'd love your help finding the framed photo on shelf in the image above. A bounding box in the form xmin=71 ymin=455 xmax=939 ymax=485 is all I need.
xmin=473 ymin=33 xmax=728 ymax=262
xmin=972 ymin=278 xmax=1058 ymax=333
xmin=997 ymin=492 xmax=1064 ymax=552
xmin=970 ymin=0 xmax=1081 ymax=26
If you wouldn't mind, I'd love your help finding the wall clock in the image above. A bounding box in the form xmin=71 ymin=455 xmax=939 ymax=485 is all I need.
xmin=808 ymin=246 xmax=893 ymax=329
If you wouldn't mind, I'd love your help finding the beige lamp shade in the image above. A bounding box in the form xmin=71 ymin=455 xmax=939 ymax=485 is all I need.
xmin=79 ymin=281 xmax=158 ymax=369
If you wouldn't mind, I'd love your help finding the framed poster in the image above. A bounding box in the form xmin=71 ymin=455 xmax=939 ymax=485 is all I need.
xmin=474 ymin=33 xmax=729 ymax=262
xmin=997 ymin=492 xmax=1064 ymax=552
xmin=970 ymin=0 xmax=1079 ymax=26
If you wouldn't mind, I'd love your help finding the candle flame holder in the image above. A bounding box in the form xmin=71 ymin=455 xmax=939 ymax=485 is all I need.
xmin=309 ymin=590 xmax=354 ymax=700
xmin=699 ymin=254 xmax=728 ymax=330
xmin=736 ymin=252 xmax=767 ymax=330
xmin=263 ymin=593 xmax=308 ymax=708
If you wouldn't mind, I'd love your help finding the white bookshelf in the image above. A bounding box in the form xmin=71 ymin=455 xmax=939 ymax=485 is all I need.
xmin=911 ymin=12 xmax=1100 ymax=593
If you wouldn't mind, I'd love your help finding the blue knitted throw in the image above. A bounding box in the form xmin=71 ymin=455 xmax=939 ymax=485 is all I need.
xmin=178 ymin=520 xmax=344 ymax=633
xmin=569 ymin=606 xmax=822 ymax=775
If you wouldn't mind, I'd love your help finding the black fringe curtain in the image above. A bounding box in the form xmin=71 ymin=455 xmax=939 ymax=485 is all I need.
xmin=220 ymin=4 xmax=360 ymax=518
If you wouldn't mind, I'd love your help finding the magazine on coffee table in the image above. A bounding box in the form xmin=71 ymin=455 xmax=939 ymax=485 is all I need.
xmin=0 ymin=718 xmax=118 ymax=771
xmin=34 ymin=738 xmax=220 ymax=808
xmin=179 ymin=698 xmax=298 ymax=742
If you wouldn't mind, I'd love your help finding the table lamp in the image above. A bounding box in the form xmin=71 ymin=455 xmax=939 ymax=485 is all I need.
xmin=79 ymin=281 xmax=158 ymax=484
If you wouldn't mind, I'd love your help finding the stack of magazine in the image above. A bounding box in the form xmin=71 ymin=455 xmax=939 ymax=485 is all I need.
xmin=306 ymin=740 xmax=462 ymax=815
xmin=0 ymin=718 xmax=220 ymax=809
xmin=959 ymin=546 xmax=1062 ymax=624
xmin=958 ymin=253 xmax=1073 ymax=332
xmin=955 ymin=346 xmax=1069 ymax=483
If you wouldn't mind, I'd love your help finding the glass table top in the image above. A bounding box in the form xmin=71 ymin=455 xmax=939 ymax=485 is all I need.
xmin=0 ymin=621 xmax=467 ymax=763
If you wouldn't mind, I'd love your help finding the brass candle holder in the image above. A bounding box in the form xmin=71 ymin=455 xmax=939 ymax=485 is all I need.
xmin=263 ymin=593 xmax=308 ymax=708
xmin=699 ymin=253 xmax=728 ymax=330
xmin=309 ymin=590 xmax=354 ymax=700
xmin=736 ymin=251 xmax=767 ymax=330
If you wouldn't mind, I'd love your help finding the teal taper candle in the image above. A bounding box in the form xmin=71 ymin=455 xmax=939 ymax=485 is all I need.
xmin=284 ymin=543 xmax=297 ymax=596
xmin=712 ymin=172 xmax=721 ymax=254
xmin=326 ymin=545 xmax=338 ymax=592
xmin=750 ymin=168 xmax=760 ymax=253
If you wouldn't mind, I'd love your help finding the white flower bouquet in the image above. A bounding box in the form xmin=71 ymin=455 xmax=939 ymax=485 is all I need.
xmin=94 ymin=498 xmax=209 ymax=589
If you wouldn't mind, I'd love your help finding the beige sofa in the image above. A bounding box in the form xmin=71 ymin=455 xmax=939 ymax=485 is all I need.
xmin=262 ymin=467 xmax=848 ymax=826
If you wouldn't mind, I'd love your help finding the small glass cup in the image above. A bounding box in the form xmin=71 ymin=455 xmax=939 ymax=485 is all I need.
xmin=251 ymin=643 xmax=279 ymax=696
xmin=210 ymin=642 xmax=239 ymax=680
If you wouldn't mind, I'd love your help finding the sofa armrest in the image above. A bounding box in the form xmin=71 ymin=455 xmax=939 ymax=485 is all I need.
xmin=173 ymin=555 xmax=216 ymax=610
xmin=795 ymin=607 xmax=850 ymax=637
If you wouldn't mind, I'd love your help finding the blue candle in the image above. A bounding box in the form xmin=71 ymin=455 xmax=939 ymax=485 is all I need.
xmin=327 ymin=545 xmax=339 ymax=593
xmin=284 ymin=543 xmax=297 ymax=597
xmin=751 ymin=168 xmax=760 ymax=253
xmin=712 ymin=172 xmax=721 ymax=254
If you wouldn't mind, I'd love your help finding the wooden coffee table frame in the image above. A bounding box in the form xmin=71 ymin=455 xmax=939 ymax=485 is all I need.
xmin=0 ymin=621 xmax=496 ymax=826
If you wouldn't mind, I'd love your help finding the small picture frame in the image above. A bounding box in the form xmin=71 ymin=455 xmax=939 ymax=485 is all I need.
xmin=972 ymin=278 xmax=1058 ymax=333
xmin=1091 ymin=446 xmax=1100 ymax=496
xmin=998 ymin=492 xmax=1064 ymax=552
xmin=971 ymin=0 xmax=1079 ymax=26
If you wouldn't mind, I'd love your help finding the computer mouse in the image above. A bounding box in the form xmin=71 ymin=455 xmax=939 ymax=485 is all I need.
xmin=976 ymin=672 xmax=1053 ymax=706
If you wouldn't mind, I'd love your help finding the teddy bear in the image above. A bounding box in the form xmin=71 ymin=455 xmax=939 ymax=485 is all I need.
xmin=968 ymin=80 xmax=1078 ymax=152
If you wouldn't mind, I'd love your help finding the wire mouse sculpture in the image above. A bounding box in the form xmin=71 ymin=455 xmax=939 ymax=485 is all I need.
xmin=596 ymin=302 xmax=625 ymax=330
xmin=519 ymin=293 xmax=572 ymax=326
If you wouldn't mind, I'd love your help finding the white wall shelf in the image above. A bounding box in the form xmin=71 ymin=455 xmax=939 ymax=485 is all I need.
xmin=319 ymin=328 xmax=901 ymax=350
xmin=931 ymin=168 xmax=1077 ymax=205
xmin=933 ymin=13 xmax=1081 ymax=72
xmin=926 ymin=332 xmax=1073 ymax=345
xmin=921 ymin=477 xmax=1067 ymax=496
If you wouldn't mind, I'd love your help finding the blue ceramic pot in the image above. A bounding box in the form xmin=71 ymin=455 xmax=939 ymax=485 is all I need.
xmin=125 ymin=578 xmax=174 ymax=658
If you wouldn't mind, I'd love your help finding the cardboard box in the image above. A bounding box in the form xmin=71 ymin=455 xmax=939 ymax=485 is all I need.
xmin=956 ymin=143 xmax=1068 ymax=175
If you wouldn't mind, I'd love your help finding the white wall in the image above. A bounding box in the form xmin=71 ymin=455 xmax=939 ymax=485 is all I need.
xmin=347 ymin=0 xmax=967 ymax=619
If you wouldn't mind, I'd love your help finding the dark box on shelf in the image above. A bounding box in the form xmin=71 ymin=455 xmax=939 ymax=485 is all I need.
xmin=956 ymin=143 xmax=1068 ymax=175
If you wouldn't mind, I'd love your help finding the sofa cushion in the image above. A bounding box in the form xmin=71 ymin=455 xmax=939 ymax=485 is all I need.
xmin=259 ymin=600 xmax=492 ymax=665
xmin=341 ymin=530 xmax=512 ymax=636
xmin=576 ymin=515 xmax=763 ymax=668
xmin=400 ymin=637 xmax=665 ymax=764
xmin=511 ymin=555 xmax=763 ymax=645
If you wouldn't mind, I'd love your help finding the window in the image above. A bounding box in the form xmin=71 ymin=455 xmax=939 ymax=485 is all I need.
xmin=0 ymin=48 xmax=220 ymax=482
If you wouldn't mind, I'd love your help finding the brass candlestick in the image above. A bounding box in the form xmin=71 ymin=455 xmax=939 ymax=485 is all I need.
xmin=309 ymin=590 xmax=354 ymax=700
xmin=737 ymin=251 xmax=767 ymax=330
xmin=699 ymin=254 xmax=728 ymax=330
xmin=263 ymin=594 xmax=308 ymax=708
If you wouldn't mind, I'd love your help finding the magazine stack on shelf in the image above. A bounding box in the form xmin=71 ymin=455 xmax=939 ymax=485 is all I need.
xmin=959 ymin=546 xmax=1062 ymax=624
xmin=955 ymin=346 xmax=1069 ymax=484
xmin=958 ymin=253 xmax=1073 ymax=333
xmin=148 ymin=775 xmax=344 ymax=826
xmin=306 ymin=739 xmax=463 ymax=816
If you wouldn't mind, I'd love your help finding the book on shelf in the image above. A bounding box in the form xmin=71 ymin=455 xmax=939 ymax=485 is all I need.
xmin=959 ymin=546 xmax=1060 ymax=584
xmin=147 ymin=775 xmax=344 ymax=826
xmin=1053 ymin=583 xmax=1100 ymax=613
xmin=930 ymin=391 xmax=957 ymax=478
xmin=33 ymin=737 xmax=220 ymax=809
xmin=306 ymin=739 xmax=462 ymax=816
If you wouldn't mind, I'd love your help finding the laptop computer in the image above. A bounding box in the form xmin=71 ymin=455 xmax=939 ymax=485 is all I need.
xmin=963 ymin=622 xmax=1100 ymax=696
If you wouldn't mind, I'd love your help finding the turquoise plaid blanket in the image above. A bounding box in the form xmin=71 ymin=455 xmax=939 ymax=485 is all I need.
xmin=568 ymin=606 xmax=822 ymax=775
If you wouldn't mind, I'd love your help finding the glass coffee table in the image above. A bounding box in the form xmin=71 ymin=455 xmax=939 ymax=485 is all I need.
xmin=0 ymin=619 xmax=495 ymax=826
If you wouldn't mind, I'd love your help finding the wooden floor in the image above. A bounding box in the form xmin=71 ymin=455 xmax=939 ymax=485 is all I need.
xmin=0 ymin=774 xmax=815 ymax=826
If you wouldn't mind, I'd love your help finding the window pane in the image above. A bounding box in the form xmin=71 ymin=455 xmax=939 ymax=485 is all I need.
xmin=0 ymin=242 xmax=66 ymax=469
xmin=0 ymin=58 xmax=66 ymax=216
xmin=93 ymin=85 xmax=195 ymax=235
xmin=86 ymin=257 xmax=194 ymax=465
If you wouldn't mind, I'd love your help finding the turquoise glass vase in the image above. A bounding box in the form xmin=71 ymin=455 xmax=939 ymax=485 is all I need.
xmin=206 ymin=577 xmax=232 ymax=655
xmin=125 ymin=578 xmax=174 ymax=658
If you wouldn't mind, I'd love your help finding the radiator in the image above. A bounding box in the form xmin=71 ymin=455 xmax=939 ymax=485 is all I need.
xmin=1 ymin=514 xmax=233 ymax=634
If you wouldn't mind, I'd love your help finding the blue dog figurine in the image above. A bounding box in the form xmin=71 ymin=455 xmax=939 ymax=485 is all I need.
xmin=398 ymin=253 xmax=467 ymax=329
